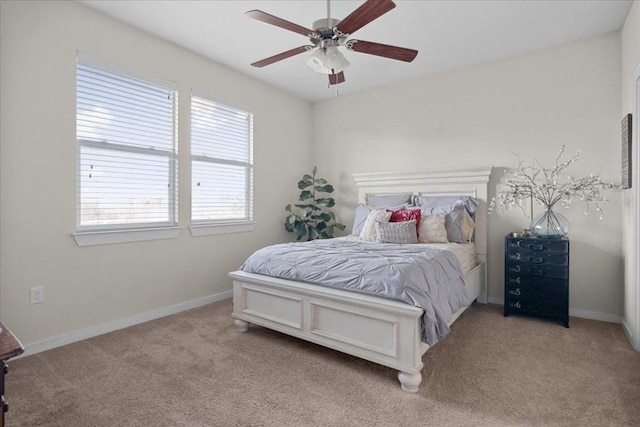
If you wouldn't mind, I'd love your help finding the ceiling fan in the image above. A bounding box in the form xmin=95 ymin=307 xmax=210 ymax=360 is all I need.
xmin=245 ymin=0 xmax=418 ymax=86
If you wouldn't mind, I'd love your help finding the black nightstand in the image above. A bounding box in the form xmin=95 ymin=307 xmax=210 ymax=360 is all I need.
xmin=504 ymin=234 xmax=569 ymax=327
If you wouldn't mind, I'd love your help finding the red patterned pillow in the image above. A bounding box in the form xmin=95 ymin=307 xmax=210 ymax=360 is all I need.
xmin=388 ymin=208 xmax=421 ymax=236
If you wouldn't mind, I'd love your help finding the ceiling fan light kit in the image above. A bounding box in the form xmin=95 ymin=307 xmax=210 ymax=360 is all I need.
xmin=246 ymin=0 xmax=418 ymax=86
xmin=306 ymin=45 xmax=350 ymax=75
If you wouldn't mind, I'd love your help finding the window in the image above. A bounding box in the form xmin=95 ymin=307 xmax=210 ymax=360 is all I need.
xmin=191 ymin=93 xmax=253 ymax=225
xmin=76 ymin=57 xmax=178 ymax=232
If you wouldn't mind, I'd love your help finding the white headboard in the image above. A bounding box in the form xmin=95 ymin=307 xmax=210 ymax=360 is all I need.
xmin=352 ymin=167 xmax=493 ymax=264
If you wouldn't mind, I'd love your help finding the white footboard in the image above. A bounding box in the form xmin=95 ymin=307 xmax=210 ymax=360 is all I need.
xmin=230 ymin=270 xmax=425 ymax=391
xmin=230 ymin=261 xmax=485 ymax=393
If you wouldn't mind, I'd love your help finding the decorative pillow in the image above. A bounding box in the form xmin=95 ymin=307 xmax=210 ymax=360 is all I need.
xmin=366 ymin=193 xmax=413 ymax=207
xmin=418 ymin=214 xmax=448 ymax=243
xmin=351 ymin=204 xmax=370 ymax=236
xmin=413 ymin=196 xmax=479 ymax=218
xmin=359 ymin=209 xmax=391 ymax=242
xmin=388 ymin=208 xmax=421 ymax=236
xmin=375 ymin=220 xmax=418 ymax=244
xmin=462 ymin=210 xmax=475 ymax=242
xmin=351 ymin=203 xmax=411 ymax=236
xmin=419 ymin=202 xmax=468 ymax=243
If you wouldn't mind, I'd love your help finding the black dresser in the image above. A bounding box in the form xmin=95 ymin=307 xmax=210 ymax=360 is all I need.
xmin=504 ymin=234 xmax=570 ymax=327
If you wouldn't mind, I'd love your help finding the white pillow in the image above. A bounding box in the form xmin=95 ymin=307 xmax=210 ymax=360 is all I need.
xmin=359 ymin=210 xmax=391 ymax=242
xmin=351 ymin=203 xmax=411 ymax=236
xmin=375 ymin=220 xmax=418 ymax=244
xmin=418 ymin=213 xmax=448 ymax=243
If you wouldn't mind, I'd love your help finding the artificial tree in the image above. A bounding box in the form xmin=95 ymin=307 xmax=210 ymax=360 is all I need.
xmin=285 ymin=166 xmax=345 ymax=241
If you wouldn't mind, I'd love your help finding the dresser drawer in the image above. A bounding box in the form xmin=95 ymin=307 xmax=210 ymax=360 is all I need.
xmin=505 ymin=251 xmax=568 ymax=266
xmin=505 ymin=295 xmax=567 ymax=317
xmin=506 ymin=239 xmax=568 ymax=253
xmin=505 ymin=274 xmax=568 ymax=292
xmin=505 ymin=273 xmax=569 ymax=291
xmin=505 ymin=263 xmax=568 ymax=279
xmin=505 ymin=285 xmax=566 ymax=303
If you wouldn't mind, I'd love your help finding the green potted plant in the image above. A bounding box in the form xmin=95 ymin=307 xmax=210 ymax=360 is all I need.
xmin=285 ymin=166 xmax=346 ymax=241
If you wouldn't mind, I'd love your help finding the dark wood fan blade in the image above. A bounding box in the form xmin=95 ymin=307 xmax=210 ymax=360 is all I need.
xmin=245 ymin=10 xmax=316 ymax=37
xmin=348 ymin=40 xmax=418 ymax=62
xmin=328 ymin=71 xmax=346 ymax=85
xmin=251 ymin=46 xmax=311 ymax=68
xmin=336 ymin=0 xmax=396 ymax=35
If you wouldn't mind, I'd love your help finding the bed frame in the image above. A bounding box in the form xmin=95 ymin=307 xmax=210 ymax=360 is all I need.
xmin=229 ymin=167 xmax=492 ymax=392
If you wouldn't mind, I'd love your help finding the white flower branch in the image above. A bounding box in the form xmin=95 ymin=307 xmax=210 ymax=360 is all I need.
xmin=490 ymin=146 xmax=620 ymax=220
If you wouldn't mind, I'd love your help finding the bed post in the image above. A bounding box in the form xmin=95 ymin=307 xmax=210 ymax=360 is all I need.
xmin=398 ymin=372 xmax=423 ymax=393
xmin=234 ymin=319 xmax=249 ymax=332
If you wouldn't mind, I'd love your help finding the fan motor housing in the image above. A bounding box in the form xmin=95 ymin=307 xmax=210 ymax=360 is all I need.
xmin=311 ymin=18 xmax=340 ymax=32
xmin=310 ymin=18 xmax=345 ymax=47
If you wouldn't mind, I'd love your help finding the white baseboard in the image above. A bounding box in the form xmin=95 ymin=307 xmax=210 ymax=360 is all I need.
xmin=569 ymin=307 xmax=620 ymax=324
xmin=487 ymin=296 xmax=503 ymax=305
xmin=486 ymin=296 xmax=620 ymax=324
xmin=17 ymin=291 xmax=628 ymax=358
xmin=621 ymin=318 xmax=640 ymax=351
xmin=19 ymin=290 xmax=232 ymax=358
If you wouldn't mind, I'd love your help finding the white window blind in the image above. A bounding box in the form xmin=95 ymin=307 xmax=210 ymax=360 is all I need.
xmin=76 ymin=59 xmax=178 ymax=231
xmin=191 ymin=94 xmax=253 ymax=224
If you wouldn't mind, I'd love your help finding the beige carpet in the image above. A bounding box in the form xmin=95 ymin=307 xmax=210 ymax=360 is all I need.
xmin=5 ymin=300 xmax=640 ymax=426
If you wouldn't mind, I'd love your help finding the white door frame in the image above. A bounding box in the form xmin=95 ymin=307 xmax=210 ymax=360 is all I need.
xmin=633 ymin=62 xmax=640 ymax=351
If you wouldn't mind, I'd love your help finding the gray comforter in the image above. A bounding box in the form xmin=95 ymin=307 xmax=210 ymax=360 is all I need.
xmin=239 ymin=238 xmax=469 ymax=345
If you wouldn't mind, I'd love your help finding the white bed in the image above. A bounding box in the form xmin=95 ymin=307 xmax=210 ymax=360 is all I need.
xmin=229 ymin=167 xmax=492 ymax=392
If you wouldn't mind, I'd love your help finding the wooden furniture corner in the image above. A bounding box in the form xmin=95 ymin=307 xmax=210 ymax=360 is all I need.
xmin=1 ymin=322 xmax=24 ymax=427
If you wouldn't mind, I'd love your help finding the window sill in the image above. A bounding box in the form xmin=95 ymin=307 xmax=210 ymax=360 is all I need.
xmin=189 ymin=222 xmax=256 ymax=237
xmin=73 ymin=226 xmax=182 ymax=247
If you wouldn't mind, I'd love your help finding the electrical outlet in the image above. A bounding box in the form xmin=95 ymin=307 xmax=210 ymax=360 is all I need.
xmin=30 ymin=286 xmax=44 ymax=304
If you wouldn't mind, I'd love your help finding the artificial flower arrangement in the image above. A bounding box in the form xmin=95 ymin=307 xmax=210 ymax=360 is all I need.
xmin=489 ymin=146 xmax=619 ymax=238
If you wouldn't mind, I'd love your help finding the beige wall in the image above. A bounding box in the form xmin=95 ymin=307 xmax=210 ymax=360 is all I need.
xmin=621 ymin=0 xmax=640 ymax=349
xmin=313 ymin=32 xmax=624 ymax=320
xmin=0 ymin=1 xmax=313 ymax=347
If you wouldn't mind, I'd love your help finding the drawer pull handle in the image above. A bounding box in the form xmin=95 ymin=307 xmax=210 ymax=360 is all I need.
xmin=531 ymin=257 xmax=544 ymax=264
xmin=509 ymin=288 xmax=521 ymax=296
xmin=528 ymin=244 xmax=544 ymax=251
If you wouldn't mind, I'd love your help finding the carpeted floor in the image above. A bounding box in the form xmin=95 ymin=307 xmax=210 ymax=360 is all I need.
xmin=4 ymin=300 xmax=640 ymax=426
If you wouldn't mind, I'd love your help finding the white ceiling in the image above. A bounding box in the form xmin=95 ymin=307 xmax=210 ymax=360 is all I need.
xmin=77 ymin=0 xmax=633 ymax=103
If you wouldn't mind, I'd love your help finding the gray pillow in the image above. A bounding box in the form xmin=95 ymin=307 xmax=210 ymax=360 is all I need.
xmin=366 ymin=193 xmax=413 ymax=207
xmin=351 ymin=204 xmax=371 ymax=236
xmin=351 ymin=203 xmax=412 ymax=236
xmin=419 ymin=202 xmax=468 ymax=243
xmin=375 ymin=220 xmax=418 ymax=244
xmin=413 ymin=196 xmax=479 ymax=218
